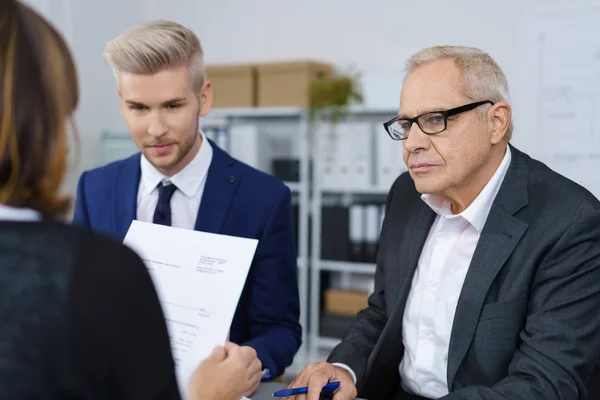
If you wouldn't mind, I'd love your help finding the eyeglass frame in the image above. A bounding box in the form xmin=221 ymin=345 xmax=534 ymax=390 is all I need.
xmin=383 ymin=100 xmax=494 ymax=141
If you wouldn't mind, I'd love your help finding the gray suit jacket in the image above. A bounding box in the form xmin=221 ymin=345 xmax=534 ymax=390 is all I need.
xmin=328 ymin=146 xmax=600 ymax=400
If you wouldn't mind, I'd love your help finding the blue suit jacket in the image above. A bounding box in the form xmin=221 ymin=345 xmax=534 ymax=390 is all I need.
xmin=72 ymin=142 xmax=302 ymax=378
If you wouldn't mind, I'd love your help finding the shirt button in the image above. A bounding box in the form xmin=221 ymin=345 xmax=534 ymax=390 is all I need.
xmin=428 ymin=280 xmax=435 ymax=289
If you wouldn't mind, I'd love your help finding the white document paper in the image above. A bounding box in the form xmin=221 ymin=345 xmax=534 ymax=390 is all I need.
xmin=123 ymin=220 xmax=258 ymax=399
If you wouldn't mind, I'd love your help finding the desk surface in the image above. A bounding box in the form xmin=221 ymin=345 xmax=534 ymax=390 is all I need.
xmin=253 ymin=382 xmax=366 ymax=400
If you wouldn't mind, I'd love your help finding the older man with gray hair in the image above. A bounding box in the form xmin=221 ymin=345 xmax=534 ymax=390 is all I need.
xmin=287 ymin=46 xmax=600 ymax=400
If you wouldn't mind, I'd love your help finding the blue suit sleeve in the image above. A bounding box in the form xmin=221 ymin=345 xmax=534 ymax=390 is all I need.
xmin=242 ymin=187 xmax=302 ymax=379
xmin=72 ymin=171 xmax=91 ymax=227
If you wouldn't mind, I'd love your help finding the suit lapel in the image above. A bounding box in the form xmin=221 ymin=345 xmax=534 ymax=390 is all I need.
xmin=446 ymin=145 xmax=530 ymax=388
xmin=195 ymin=141 xmax=239 ymax=233
xmin=114 ymin=154 xmax=141 ymax=240
xmin=446 ymin=207 xmax=528 ymax=387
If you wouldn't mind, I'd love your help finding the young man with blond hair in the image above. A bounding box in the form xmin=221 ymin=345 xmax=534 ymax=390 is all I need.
xmin=73 ymin=20 xmax=302 ymax=397
xmin=287 ymin=46 xmax=600 ymax=400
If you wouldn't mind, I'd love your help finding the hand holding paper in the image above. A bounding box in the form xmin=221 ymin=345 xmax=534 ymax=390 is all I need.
xmin=188 ymin=344 xmax=256 ymax=400
xmin=236 ymin=343 xmax=263 ymax=397
xmin=123 ymin=221 xmax=258 ymax=399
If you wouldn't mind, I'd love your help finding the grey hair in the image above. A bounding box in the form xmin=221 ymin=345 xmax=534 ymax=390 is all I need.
xmin=405 ymin=45 xmax=513 ymax=141
xmin=104 ymin=20 xmax=205 ymax=90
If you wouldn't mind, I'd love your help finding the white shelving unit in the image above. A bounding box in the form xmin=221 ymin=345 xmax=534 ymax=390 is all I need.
xmin=201 ymin=105 xmax=400 ymax=365
xmin=320 ymin=186 xmax=391 ymax=195
xmin=205 ymin=106 xmax=305 ymax=120
xmin=308 ymin=107 xmax=397 ymax=359
xmin=319 ymin=260 xmax=377 ymax=275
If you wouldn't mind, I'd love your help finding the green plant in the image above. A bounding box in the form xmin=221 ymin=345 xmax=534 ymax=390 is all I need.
xmin=308 ymin=71 xmax=363 ymax=123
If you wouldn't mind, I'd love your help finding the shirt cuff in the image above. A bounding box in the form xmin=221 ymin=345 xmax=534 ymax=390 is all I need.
xmin=332 ymin=363 xmax=357 ymax=384
xmin=261 ymin=368 xmax=273 ymax=381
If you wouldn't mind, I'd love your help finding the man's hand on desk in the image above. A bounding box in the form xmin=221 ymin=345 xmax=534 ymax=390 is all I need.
xmin=188 ymin=342 xmax=261 ymax=400
xmin=284 ymin=362 xmax=357 ymax=400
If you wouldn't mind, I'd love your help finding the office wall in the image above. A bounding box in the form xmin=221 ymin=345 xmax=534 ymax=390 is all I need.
xmin=23 ymin=0 xmax=151 ymax=192
xmin=23 ymin=0 xmax=600 ymax=194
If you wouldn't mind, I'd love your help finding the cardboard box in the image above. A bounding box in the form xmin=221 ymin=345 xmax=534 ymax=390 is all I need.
xmin=324 ymin=289 xmax=369 ymax=316
xmin=205 ymin=64 xmax=256 ymax=108
xmin=256 ymin=61 xmax=333 ymax=108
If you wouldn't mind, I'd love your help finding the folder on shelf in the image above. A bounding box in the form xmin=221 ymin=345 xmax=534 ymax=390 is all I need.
xmin=317 ymin=124 xmax=340 ymax=190
xmin=375 ymin=126 xmax=407 ymax=190
xmin=321 ymin=206 xmax=350 ymax=261
xmin=379 ymin=204 xmax=386 ymax=232
xmin=348 ymin=204 xmax=365 ymax=262
xmin=364 ymin=204 xmax=380 ymax=264
xmin=317 ymin=122 xmax=374 ymax=190
xmin=216 ymin=126 xmax=229 ymax=151
xmin=227 ymin=124 xmax=260 ymax=170
xmin=343 ymin=122 xmax=373 ymax=190
xmin=272 ymin=158 xmax=301 ymax=182
xmin=343 ymin=273 xmax=375 ymax=293
xmin=204 ymin=126 xmax=230 ymax=152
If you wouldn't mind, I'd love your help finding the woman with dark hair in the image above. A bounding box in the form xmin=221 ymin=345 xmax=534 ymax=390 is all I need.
xmin=0 ymin=2 xmax=253 ymax=399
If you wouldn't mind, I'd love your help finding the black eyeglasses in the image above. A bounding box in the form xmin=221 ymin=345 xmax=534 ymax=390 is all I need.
xmin=383 ymin=100 xmax=494 ymax=140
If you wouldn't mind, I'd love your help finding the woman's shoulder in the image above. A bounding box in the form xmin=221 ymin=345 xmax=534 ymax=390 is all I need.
xmin=0 ymin=220 xmax=143 ymax=273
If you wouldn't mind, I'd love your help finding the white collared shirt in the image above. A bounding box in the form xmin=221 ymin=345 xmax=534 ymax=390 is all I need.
xmin=399 ymin=146 xmax=512 ymax=397
xmin=137 ymin=131 xmax=213 ymax=230
xmin=0 ymin=204 xmax=41 ymax=221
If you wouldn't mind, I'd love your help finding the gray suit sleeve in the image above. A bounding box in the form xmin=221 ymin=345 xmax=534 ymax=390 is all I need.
xmin=442 ymin=208 xmax=600 ymax=400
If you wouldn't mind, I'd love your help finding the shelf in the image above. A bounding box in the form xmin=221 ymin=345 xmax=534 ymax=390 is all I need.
xmin=207 ymin=105 xmax=395 ymax=119
xmin=315 ymin=336 xmax=342 ymax=349
xmin=320 ymin=186 xmax=389 ymax=195
xmin=346 ymin=105 xmax=398 ymax=115
xmin=318 ymin=260 xmax=377 ymax=274
xmin=207 ymin=106 xmax=304 ymax=119
xmin=284 ymin=181 xmax=302 ymax=192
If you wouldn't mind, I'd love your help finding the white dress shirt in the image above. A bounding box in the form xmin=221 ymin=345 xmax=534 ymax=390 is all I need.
xmin=137 ymin=131 xmax=213 ymax=230
xmin=0 ymin=204 xmax=41 ymax=221
xmin=399 ymin=147 xmax=512 ymax=397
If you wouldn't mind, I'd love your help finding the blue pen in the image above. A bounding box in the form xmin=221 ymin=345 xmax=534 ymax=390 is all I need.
xmin=272 ymin=381 xmax=340 ymax=397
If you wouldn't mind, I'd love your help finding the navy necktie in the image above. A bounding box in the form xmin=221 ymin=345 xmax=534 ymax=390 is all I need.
xmin=153 ymin=182 xmax=177 ymax=226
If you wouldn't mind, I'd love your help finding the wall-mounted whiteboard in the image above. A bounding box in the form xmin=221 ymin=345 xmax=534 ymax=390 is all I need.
xmin=522 ymin=8 xmax=600 ymax=199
